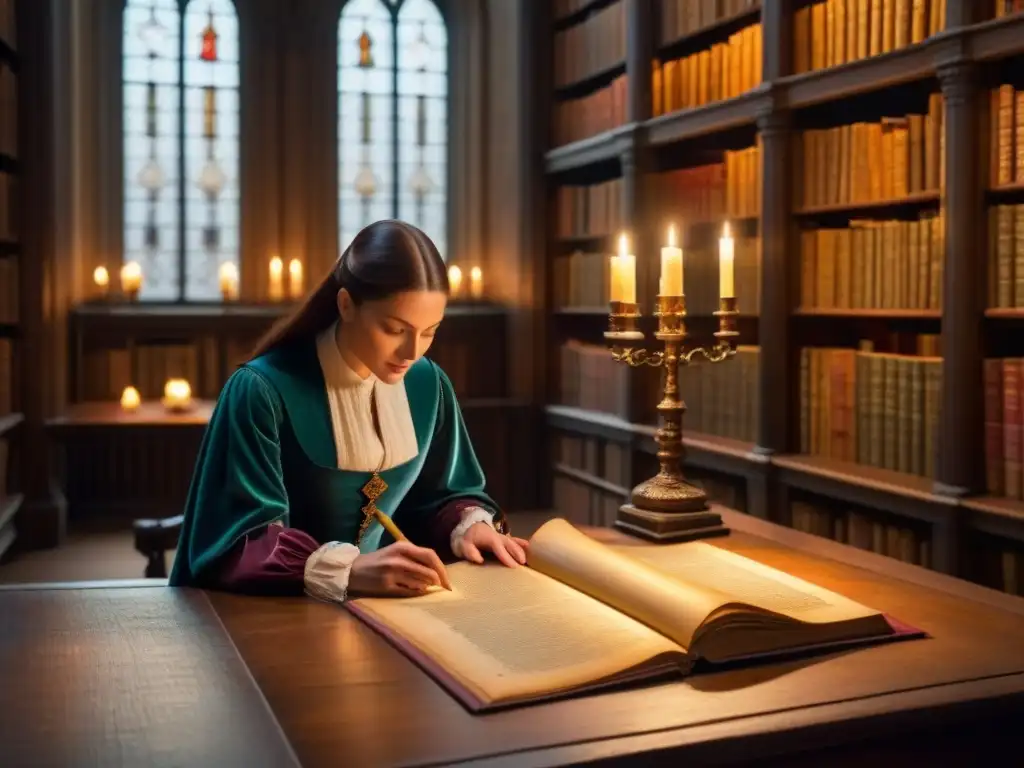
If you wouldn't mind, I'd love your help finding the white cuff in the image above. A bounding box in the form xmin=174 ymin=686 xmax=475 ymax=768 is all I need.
xmin=450 ymin=506 xmax=495 ymax=559
xmin=303 ymin=541 xmax=361 ymax=603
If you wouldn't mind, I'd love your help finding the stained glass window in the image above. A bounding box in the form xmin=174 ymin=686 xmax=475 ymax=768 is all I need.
xmin=122 ymin=0 xmax=240 ymax=302
xmin=338 ymin=0 xmax=448 ymax=258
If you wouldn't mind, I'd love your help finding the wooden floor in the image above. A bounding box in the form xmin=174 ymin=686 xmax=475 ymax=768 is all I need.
xmin=0 ymin=510 xmax=557 ymax=585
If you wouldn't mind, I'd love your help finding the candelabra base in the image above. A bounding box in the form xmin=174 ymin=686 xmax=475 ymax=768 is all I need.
xmin=614 ymin=475 xmax=730 ymax=542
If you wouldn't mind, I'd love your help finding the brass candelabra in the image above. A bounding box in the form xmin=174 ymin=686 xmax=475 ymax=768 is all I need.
xmin=605 ymin=294 xmax=739 ymax=542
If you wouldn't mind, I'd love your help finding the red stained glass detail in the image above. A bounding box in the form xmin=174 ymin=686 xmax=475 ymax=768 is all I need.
xmin=200 ymin=11 xmax=218 ymax=62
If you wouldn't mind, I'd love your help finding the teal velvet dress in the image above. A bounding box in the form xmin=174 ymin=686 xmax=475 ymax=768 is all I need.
xmin=168 ymin=339 xmax=498 ymax=587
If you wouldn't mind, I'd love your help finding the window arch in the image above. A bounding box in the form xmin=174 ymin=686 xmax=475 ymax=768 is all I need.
xmin=122 ymin=0 xmax=240 ymax=301
xmin=338 ymin=0 xmax=449 ymax=258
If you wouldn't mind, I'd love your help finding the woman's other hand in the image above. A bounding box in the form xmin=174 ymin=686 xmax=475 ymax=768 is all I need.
xmin=349 ymin=540 xmax=452 ymax=597
xmin=459 ymin=523 xmax=529 ymax=568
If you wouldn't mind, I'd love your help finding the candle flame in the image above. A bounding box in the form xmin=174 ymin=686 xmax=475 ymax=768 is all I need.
xmin=618 ymin=232 xmax=629 ymax=257
xmin=93 ymin=266 xmax=109 ymax=287
xmin=269 ymin=256 xmax=283 ymax=275
xmin=218 ymin=261 xmax=238 ymax=280
xmin=121 ymin=261 xmax=142 ymax=280
xmin=470 ymin=266 xmax=482 ymax=280
xmin=288 ymin=258 xmax=302 ymax=278
xmin=667 ymin=224 xmax=677 ymax=248
xmin=722 ymin=222 xmax=732 ymax=240
xmin=120 ymin=385 xmax=141 ymax=411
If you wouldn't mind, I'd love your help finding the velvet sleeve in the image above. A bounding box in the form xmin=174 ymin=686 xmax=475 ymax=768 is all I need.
xmin=210 ymin=525 xmax=319 ymax=594
xmin=389 ymin=362 xmax=504 ymax=556
xmin=168 ymin=366 xmax=294 ymax=587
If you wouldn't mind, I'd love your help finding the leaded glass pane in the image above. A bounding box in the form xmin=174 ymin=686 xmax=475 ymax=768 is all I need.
xmin=183 ymin=0 xmax=239 ymax=301
xmin=338 ymin=0 xmax=395 ymax=253
xmin=123 ymin=0 xmax=181 ymax=300
xmin=396 ymin=0 xmax=447 ymax=260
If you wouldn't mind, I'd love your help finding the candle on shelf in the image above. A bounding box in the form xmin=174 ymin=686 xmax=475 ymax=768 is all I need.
xmin=469 ymin=266 xmax=483 ymax=300
xmin=93 ymin=266 xmax=110 ymax=297
xmin=120 ymin=385 xmax=141 ymax=413
xmin=268 ymin=256 xmax=284 ymax=301
xmin=447 ymin=265 xmax=463 ymax=297
xmin=609 ymin=233 xmax=636 ymax=304
xmin=718 ymin=222 xmax=735 ymax=299
xmin=288 ymin=258 xmax=304 ymax=300
xmin=660 ymin=224 xmax=684 ymax=296
xmin=120 ymin=261 xmax=142 ymax=301
xmin=219 ymin=262 xmax=238 ymax=301
xmin=162 ymin=378 xmax=193 ymax=413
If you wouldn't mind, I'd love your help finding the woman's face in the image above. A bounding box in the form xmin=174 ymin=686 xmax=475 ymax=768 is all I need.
xmin=338 ymin=289 xmax=447 ymax=384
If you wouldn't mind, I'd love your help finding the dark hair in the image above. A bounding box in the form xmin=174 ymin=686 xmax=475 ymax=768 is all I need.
xmin=248 ymin=220 xmax=448 ymax=360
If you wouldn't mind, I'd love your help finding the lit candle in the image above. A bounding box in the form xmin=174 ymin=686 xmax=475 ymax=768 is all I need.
xmin=288 ymin=258 xmax=304 ymax=299
xmin=469 ymin=266 xmax=483 ymax=300
xmin=447 ymin=265 xmax=463 ymax=297
xmin=660 ymin=224 xmax=684 ymax=296
xmin=719 ymin=222 xmax=735 ymax=299
xmin=93 ymin=266 xmax=110 ymax=296
xmin=120 ymin=385 xmax=141 ymax=413
xmin=219 ymin=262 xmax=238 ymax=301
xmin=120 ymin=261 xmax=142 ymax=300
xmin=162 ymin=378 xmax=193 ymax=413
xmin=609 ymin=233 xmax=636 ymax=303
xmin=268 ymin=256 xmax=284 ymax=301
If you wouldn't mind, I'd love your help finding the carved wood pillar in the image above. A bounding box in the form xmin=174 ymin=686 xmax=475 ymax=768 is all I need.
xmin=935 ymin=61 xmax=985 ymax=497
xmin=755 ymin=106 xmax=794 ymax=455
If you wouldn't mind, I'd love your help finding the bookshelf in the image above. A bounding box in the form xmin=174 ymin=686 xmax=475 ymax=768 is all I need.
xmin=0 ymin=0 xmax=21 ymax=560
xmin=540 ymin=0 xmax=1024 ymax=596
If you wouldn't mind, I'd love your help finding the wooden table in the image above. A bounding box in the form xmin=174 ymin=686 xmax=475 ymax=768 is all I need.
xmin=2 ymin=510 xmax=1023 ymax=767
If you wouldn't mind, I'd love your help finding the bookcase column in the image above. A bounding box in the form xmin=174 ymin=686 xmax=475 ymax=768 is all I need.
xmin=936 ymin=62 xmax=985 ymax=497
xmin=755 ymin=107 xmax=794 ymax=456
xmin=624 ymin=0 xmax=652 ymax=124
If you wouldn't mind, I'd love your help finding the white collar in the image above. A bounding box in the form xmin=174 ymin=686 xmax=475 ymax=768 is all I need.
xmin=315 ymin=322 xmax=375 ymax=391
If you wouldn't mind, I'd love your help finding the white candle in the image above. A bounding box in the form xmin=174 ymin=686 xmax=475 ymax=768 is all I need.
xmin=609 ymin=233 xmax=636 ymax=304
xmin=288 ymin=259 xmax=304 ymax=299
xmin=469 ymin=266 xmax=483 ymax=299
xmin=660 ymin=224 xmax=684 ymax=296
xmin=120 ymin=385 xmax=141 ymax=413
xmin=268 ymin=256 xmax=284 ymax=301
xmin=447 ymin=265 xmax=463 ymax=297
xmin=719 ymin=223 xmax=735 ymax=299
xmin=219 ymin=262 xmax=238 ymax=301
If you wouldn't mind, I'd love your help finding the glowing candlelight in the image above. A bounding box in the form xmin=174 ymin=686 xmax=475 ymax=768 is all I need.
xmin=93 ymin=266 xmax=110 ymax=296
xmin=219 ymin=262 xmax=238 ymax=301
xmin=609 ymin=233 xmax=636 ymax=303
xmin=288 ymin=258 xmax=304 ymax=300
xmin=120 ymin=261 xmax=142 ymax=300
xmin=162 ymin=378 xmax=193 ymax=413
xmin=120 ymin=386 xmax=141 ymax=413
xmin=469 ymin=266 xmax=483 ymax=300
xmin=268 ymin=256 xmax=284 ymax=301
xmin=660 ymin=224 xmax=683 ymax=297
xmin=719 ymin=223 xmax=735 ymax=299
xmin=448 ymin=265 xmax=463 ymax=297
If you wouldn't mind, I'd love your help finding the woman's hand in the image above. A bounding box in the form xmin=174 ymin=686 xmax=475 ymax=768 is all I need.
xmin=348 ymin=540 xmax=452 ymax=597
xmin=460 ymin=523 xmax=529 ymax=568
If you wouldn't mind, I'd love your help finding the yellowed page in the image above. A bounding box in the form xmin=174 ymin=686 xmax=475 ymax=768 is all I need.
xmin=527 ymin=519 xmax=732 ymax=649
xmin=617 ymin=541 xmax=880 ymax=625
xmin=351 ymin=559 xmax=682 ymax=706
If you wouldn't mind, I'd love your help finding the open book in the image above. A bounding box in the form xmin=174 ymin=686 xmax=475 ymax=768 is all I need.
xmin=345 ymin=518 xmax=924 ymax=713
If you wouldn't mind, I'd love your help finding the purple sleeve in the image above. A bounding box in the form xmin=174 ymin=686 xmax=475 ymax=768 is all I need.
xmin=420 ymin=499 xmax=493 ymax=559
xmin=210 ymin=525 xmax=320 ymax=595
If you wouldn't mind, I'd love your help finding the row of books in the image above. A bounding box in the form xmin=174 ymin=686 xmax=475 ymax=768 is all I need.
xmin=653 ymin=148 xmax=761 ymax=223
xmin=0 ymin=173 xmax=15 ymax=242
xmin=790 ymin=500 xmax=932 ymax=568
xmin=679 ymin=344 xmax=760 ymax=444
xmin=558 ymin=340 xmax=658 ymax=421
xmin=0 ymin=65 xmax=15 ymax=160
xmin=652 ymin=23 xmax=762 ymax=118
xmin=996 ymin=2 xmax=1024 ymax=18
xmin=0 ymin=339 xmax=12 ymax=415
xmin=0 ymin=0 xmax=13 ymax=48
xmin=553 ymin=1 xmax=625 ymax=88
xmin=796 ymin=95 xmax=945 ymax=210
xmin=991 ymin=85 xmax=1024 ymax=189
xmin=799 ymin=342 xmax=943 ymax=479
xmin=552 ymin=75 xmax=626 ymax=147
xmin=793 ymin=0 xmax=947 ymax=75
xmin=989 ymin=204 xmax=1024 ymax=310
xmin=0 ymin=256 xmax=18 ymax=323
xmin=554 ymin=432 xmax=628 ymax=489
xmin=799 ymin=214 xmax=944 ymax=312
xmin=983 ymin=358 xmax=1024 ymax=501
xmin=659 ymin=0 xmax=760 ymax=45
xmin=553 ymin=250 xmax=609 ymax=309
xmin=554 ymin=179 xmax=622 ymax=240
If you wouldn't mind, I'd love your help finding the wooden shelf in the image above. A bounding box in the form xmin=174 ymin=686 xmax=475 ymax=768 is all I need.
xmin=0 ymin=412 xmax=24 ymax=438
xmin=645 ymin=88 xmax=764 ymax=148
xmin=984 ymin=308 xmax=1024 ymax=319
xmin=544 ymin=123 xmax=636 ymax=176
xmin=658 ymin=4 xmax=762 ymax=61
xmin=961 ymin=496 xmax=1024 ymax=541
xmin=793 ymin=308 xmax=942 ymax=319
xmin=552 ymin=0 xmax=620 ymax=31
xmin=794 ymin=191 xmax=941 ymax=218
xmin=553 ymin=306 xmax=607 ymax=316
xmin=554 ymin=61 xmax=626 ymax=101
xmin=555 ymin=233 xmax=610 ymax=248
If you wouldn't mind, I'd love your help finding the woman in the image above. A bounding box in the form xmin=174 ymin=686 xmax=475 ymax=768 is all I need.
xmin=169 ymin=220 xmax=528 ymax=602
